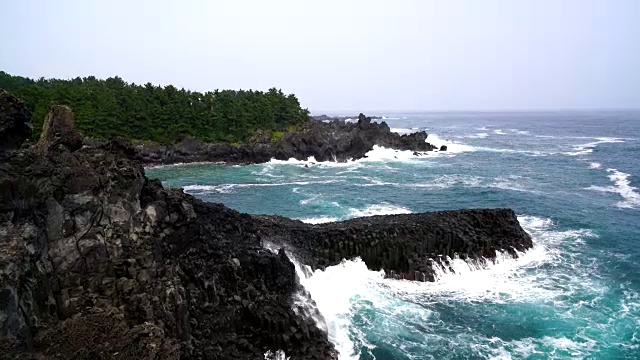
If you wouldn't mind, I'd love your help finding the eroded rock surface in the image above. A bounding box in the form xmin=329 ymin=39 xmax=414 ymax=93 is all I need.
xmin=0 ymin=91 xmax=32 ymax=156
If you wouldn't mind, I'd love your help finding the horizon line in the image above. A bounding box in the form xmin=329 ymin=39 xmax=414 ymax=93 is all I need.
xmin=311 ymin=108 xmax=640 ymax=115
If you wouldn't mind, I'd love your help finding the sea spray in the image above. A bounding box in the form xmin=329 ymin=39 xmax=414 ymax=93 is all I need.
xmin=263 ymin=350 xmax=290 ymax=360
xmin=586 ymin=168 xmax=640 ymax=209
xmin=263 ymin=241 xmax=373 ymax=359
xmin=262 ymin=217 xmax=549 ymax=359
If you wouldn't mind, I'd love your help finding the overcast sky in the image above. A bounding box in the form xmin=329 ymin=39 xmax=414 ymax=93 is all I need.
xmin=1 ymin=0 xmax=639 ymax=112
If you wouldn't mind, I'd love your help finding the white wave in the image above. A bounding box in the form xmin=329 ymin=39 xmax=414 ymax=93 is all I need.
xmin=299 ymin=194 xmax=320 ymax=205
xmin=299 ymin=203 xmax=412 ymax=223
xmin=494 ymin=129 xmax=507 ymax=135
xmin=566 ymin=148 xmax=593 ymax=156
xmin=356 ymin=176 xmax=400 ymax=187
xmin=465 ymin=132 xmax=489 ymax=139
xmin=471 ymin=146 xmax=552 ymax=157
xmin=389 ymin=127 xmax=415 ymax=135
xmin=182 ymin=179 xmax=342 ymax=194
xmin=182 ymin=184 xmax=236 ymax=194
xmin=388 ymin=215 xmax=600 ymax=306
xmin=586 ymin=168 xmax=640 ymax=209
xmin=267 ymin=156 xmax=362 ymax=168
xmin=361 ymin=145 xmax=429 ymax=162
xmin=488 ymin=335 xmax=598 ymax=359
xmin=265 ymin=140 xmax=473 ymax=167
xmin=299 ymin=259 xmax=382 ymax=360
xmin=298 ymin=215 xmax=340 ymax=224
xmin=404 ymin=174 xmax=535 ymax=193
xmin=390 ymin=246 xmax=553 ymax=304
xmin=348 ymin=203 xmax=412 ymax=218
xmin=589 ymin=162 xmax=602 ymax=169
xmin=263 ymin=350 xmax=290 ymax=360
xmin=567 ymin=137 xmax=626 ymax=156
xmin=144 ymin=161 xmax=224 ymax=169
xmin=252 ymin=165 xmax=285 ymax=178
xmin=426 ymin=133 xmax=476 ymax=154
xmin=508 ymin=129 xmax=530 ymax=135
xmin=376 ymin=129 xmax=476 ymax=155
xmin=273 ymin=214 xmax=603 ymax=359
xmin=335 ymin=164 xmax=365 ymax=174
xmin=477 ymin=126 xmax=489 ymax=131
xmin=406 ymin=174 xmax=483 ymax=189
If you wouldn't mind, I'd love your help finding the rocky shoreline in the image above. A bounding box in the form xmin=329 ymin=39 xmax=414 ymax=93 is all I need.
xmin=310 ymin=114 xmax=383 ymax=122
xmin=1 ymin=91 xmax=532 ymax=359
xmin=135 ymin=114 xmax=446 ymax=166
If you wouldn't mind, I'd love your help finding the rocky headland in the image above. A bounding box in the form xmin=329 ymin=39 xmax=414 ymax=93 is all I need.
xmin=136 ymin=114 xmax=444 ymax=166
xmin=0 ymin=91 xmax=532 ymax=359
xmin=310 ymin=114 xmax=383 ymax=122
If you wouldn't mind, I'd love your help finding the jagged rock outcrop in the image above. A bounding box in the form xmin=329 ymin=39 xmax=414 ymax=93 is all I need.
xmin=35 ymin=105 xmax=84 ymax=154
xmin=311 ymin=114 xmax=383 ymax=122
xmin=271 ymin=116 xmax=436 ymax=162
xmin=0 ymin=91 xmax=32 ymax=156
xmin=135 ymin=114 xmax=437 ymax=165
xmin=254 ymin=209 xmax=533 ymax=282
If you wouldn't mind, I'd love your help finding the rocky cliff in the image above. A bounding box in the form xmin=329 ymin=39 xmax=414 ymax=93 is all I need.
xmin=0 ymin=92 xmax=336 ymax=359
xmin=1 ymin=93 xmax=533 ymax=359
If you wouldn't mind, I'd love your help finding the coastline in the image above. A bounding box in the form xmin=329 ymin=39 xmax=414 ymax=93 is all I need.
xmin=135 ymin=114 xmax=446 ymax=167
xmin=1 ymin=92 xmax=530 ymax=359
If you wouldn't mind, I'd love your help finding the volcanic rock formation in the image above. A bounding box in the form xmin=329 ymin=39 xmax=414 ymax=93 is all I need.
xmin=135 ymin=114 xmax=438 ymax=165
xmin=0 ymin=95 xmax=533 ymax=359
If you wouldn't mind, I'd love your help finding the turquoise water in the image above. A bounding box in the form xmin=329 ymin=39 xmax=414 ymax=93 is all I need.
xmin=147 ymin=112 xmax=640 ymax=359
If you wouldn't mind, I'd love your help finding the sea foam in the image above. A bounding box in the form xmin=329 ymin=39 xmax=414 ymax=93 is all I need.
xmin=267 ymin=214 xmax=605 ymax=359
xmin=182 ymin=179 xmax=342 ymax=194
xmin=567 ymin=137 xmax=626 ymax=156
xmin=587 ymin=168 xmax=640 ymax=209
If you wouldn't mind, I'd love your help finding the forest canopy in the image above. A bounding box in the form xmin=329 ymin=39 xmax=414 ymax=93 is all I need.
xmin=0 ymin=71 xmax=310 ymax=143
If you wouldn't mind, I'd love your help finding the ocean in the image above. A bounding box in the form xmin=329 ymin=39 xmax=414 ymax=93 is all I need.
xmin=146 ymin=111 xmax=640 ymax=359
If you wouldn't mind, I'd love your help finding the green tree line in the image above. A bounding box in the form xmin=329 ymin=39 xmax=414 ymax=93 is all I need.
xmin=0 ymin=71 xmax=309 ymax=143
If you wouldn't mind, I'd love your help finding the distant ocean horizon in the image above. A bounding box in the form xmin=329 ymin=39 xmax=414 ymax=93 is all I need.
xmin=148 ymin=111 xmax=640 ymax=359
xmin=312 ymin=109 xmax=640 ymax=116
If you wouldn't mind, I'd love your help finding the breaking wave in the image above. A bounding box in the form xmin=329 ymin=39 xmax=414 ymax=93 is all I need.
xmin=182 ymin=180 xmax=342 ymax=194
xmin=586 ymin=168 xmax=640 ymax=209
xmin=566 ymin=137 xmax=626 ymax=156
xmin=278 ymin=215 xmax=611 ymax=359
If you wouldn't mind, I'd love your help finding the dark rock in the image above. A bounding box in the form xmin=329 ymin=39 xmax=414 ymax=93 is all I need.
xmin=135 ymin=114 xmax=437 ymax=166
xmin=270 ymin=118 xmax=436 ymax=163
xmin=440 ymin=145 xmax=447 ymax=151
xmin=253 ymin=208 xmax=532 ymax=282
xmin=311 ymin=114 xmax=383 ymax=122
xmin=0 ymin=90 xmax=32 ymax=155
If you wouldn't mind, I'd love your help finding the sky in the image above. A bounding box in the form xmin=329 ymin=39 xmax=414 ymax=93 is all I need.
xmin=1 ymin=0 xmax=639 ymax=112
